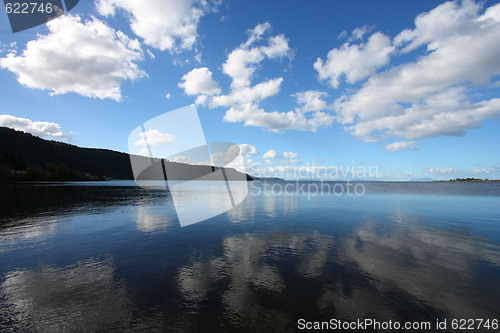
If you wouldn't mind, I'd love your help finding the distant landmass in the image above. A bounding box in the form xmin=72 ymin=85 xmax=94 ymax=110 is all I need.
xmin=413 ymin=177 xmax=499 ymax=182
xmin=447 ymin=177 xmax=500 ymax=182
xmin=410 ymin=177 xmax=435 ymax=182
xmin=0 ymin=127 xmax=253 ymax=181
xmin=252 ymin=177 xmax=285 ymax=181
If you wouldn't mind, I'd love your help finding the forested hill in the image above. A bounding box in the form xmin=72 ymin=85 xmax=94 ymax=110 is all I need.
xmin=0 ymin=127 xmax=252 ymax=181
xmin=0 ymin=127 xmax=134 ymax=179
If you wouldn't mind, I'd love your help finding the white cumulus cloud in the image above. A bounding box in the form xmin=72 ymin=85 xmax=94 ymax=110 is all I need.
xmin=96 ymin=0 xmax=212 ymax=51
xmin=221 ymin=23 xmax=290 ymax=90
xmin=314 ymin=32 xmax=395 ymax=88
xmin=133 ymin=129 xmax=175 ymax=146
xmin=393 ymin=0 xmax=481 ymax=52
xmin=179 ymin=67 xmax=220 ymax=96
xmin=182 ymin=23 xmax=333 ymax=133
xmin=283 ymin=151 xmax=298 ymax=159
xmin=223 ymin=102 xmax=333 ymax=132
xmin=0 ymin=115 xmax=69 ymax=139
xmin=293 ymin=90 xmax=329 ymax=112
xmin=328 ymin=0 xmax=500 ymax=144
xmin=0 ymin=14 xmax=145 ymax=101
xmin=263 ymin=149 xmax=279 ymax=159
xmin=239 ymin=144 xmax=258 ymax=157
xmin=210 ymin=78 xmax=283 ymax=107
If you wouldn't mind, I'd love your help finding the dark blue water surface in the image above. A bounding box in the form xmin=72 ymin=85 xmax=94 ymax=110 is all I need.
xmin=0 ymin=181 xmax=499 ymax=332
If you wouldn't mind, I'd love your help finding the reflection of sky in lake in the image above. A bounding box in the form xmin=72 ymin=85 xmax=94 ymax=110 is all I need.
xmin=1 ymin=258 xmax=130 ymax=332
xmin=0 ymin=181 xmax=499 ymax=331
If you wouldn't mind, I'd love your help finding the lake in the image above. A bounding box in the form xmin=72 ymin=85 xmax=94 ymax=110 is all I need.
xmin=0 ymin=181 xmax=499 ymax=332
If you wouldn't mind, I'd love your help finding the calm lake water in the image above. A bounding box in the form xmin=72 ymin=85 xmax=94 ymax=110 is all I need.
xmin=0 ymin=181 xmax=499 ymax=332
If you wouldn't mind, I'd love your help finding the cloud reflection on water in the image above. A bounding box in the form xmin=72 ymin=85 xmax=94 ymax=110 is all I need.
xmin=176 ymin=213 xmax=500 ymax=327
xmin=0 ymin=258 xmax=130 ymax=332
xmin=0 ymin=217 xmax=58 ymax=253
xmin=341 ymin=220 xmax=500 ymax=319
xmin=135 ymin=199 xmax=178 ymax=233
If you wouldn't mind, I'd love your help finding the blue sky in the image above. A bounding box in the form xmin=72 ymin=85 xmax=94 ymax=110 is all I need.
xmin=1 ymin=0 xmax=499 ymax=180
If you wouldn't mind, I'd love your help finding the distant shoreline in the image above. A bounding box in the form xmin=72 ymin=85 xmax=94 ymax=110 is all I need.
xmin=2 ymin=178 xmax=500 ymax=184
xmin=442 ymin=178 xmax=500 ymax=182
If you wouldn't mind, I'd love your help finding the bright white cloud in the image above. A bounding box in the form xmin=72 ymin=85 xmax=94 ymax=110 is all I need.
xmin=382 ymin=141 xmax=417 ymax=151
xmin=221 ymin=22 xmax=289 ymax=91
xmin=210 ymin=78 xmax=283 ymax=107
xmin=220 ymin=25 xmax=290 ymax=93
xmin=314 ymin=32 xmax=395 ymax=88
xmin=96 ymin=0 xmax=211 ymax=51
xmin=184 ymin=23 xmax=333 ymax=132
xmin=293 ymin=90 xmax=328 ymax=112
xmin=283 ymin=151 xmax=298 ymax=159
xmin=223 ymin=102 xmax=333 ymax=132
xmin=331 ymin=1 xmax=500 ymax=143
xmin=239 ymin=144 xmax=258 ymax=157
xmin=133 ymin=129 xmax=175 ymax=146
xmin=394 ymin=0 xmax=481 ymax=52
xmin=0 ymin=15 xmax=145 ymax=101
xmin=0 ymin=115 xmax=69 ymax=139
xmin=347 ymin=90 xmax=500 ymax=141
xmin=222 ymin=47 xmax=265 ymax=90
xmin=429 ymin=167 xmax=453 ymax=173
xmin=165 ymin=93 xmax=172 ymax=99
xmin=263 ymin=149 xmax=279 ymax=159
xmin=179 ymin=67 xmax=220 ymax=96
xmin=261 ymin=34 xmax=290 ymax=58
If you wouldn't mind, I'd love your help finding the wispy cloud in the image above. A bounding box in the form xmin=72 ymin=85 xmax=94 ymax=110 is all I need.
xmin=383 ymin=141 xmax=417 ymax=151
xmin=428 ymin=167 xmax=453 ymax=174
xmin=0 ymin=115 xmax=70 ymax=139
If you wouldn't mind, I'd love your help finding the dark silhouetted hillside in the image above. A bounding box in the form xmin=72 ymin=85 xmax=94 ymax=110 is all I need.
xmin=0 ymin=127 xmax=252 ymax=181
xmin=0 ymin=127 xmax=134 ymax=179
